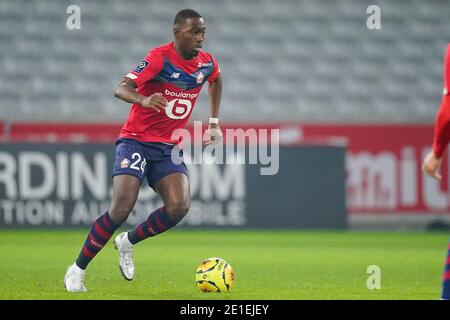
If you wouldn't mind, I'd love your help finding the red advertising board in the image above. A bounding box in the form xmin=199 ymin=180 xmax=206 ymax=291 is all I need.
xmin=183 ymin=123 xmax=449 ymax=215
xmin=299 ymin=124 xmax=447 ymax=214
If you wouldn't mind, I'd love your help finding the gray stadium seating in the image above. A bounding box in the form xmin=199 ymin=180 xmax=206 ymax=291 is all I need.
xmin=0 ymin=0 xmax=449 ymax=123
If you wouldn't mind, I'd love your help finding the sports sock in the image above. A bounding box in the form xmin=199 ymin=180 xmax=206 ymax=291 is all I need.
xmin=442 ymin=240 xmax=450 ymax=300
xmin=127 ymin=206 xmax=177 ymax=244
xmin=75 ymin=211 xmax=120 ymax=270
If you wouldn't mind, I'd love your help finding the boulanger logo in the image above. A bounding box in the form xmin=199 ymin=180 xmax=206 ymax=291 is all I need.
xmin=166 ymin=99 xmax=192 ymax=119
xmin=165 ymin=89 xmax=197 ymax=119
xmin=164 ymin=89 xmax=198 ymax=100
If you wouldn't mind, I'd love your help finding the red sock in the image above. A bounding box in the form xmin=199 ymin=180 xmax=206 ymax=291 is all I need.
xmin=75 ymin=211 xmax=120 ymax=269
xmin=127 ymin=206 xmax=177 ymax=244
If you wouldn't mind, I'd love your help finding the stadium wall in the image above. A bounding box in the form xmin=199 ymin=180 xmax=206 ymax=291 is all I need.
xmin=2 ymin=121 xmax=449 ymax=230
xmin=0 ymin=142 xmax=347 ymax=229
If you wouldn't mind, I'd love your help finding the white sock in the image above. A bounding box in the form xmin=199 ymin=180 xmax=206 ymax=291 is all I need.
xmin=73 ymin=262 xmax=85 ymax=273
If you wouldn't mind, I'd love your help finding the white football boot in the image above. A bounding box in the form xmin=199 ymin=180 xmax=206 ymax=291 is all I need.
xmin=64 ymin=263 xmax=87 ymax=292
xmin=114 ymin=232 xmax=135 ymax=281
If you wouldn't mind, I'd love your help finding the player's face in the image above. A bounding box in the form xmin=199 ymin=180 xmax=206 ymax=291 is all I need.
xmin=174 ymin=18 xmax=206 ymax=59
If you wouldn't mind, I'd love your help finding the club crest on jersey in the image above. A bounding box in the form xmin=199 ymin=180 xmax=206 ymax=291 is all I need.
xmin=121 ymin=158 xmax=130 ymax=168
xmin=133 ymin=60 xmax=149 ymax=73
xmin=196 ymin=72 xmax=205 ymax=84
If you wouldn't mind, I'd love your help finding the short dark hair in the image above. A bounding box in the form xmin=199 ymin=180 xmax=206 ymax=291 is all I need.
xmin=174 ymin=9 xmax=202 ymax=25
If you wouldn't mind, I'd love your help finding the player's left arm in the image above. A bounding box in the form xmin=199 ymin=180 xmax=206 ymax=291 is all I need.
xmin=205 ymin=74 xmax=223 ymax=145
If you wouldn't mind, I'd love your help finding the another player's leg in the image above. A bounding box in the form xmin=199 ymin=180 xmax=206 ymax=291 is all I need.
xmin=441 ymin=240 xmax=450 ymax=300
xmin=115 ymin=172 xmax=190 ymax=280
xmin=64 ymin=175 xmax=141 ymax=292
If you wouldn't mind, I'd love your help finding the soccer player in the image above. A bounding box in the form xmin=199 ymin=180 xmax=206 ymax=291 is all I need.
xmin=64 ymin=9 xmax=223 ymax=292
xmin=422 ymin=43 xmax=450 ymax=300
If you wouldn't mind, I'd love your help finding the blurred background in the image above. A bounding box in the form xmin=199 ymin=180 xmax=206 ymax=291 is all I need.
xmin=1 ymin=0 xmax=450 ymax=230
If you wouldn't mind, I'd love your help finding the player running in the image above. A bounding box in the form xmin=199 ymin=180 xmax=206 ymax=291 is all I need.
xmin=64 ymin=9 xmax=223 ymax=292
xmin=422 ymin=43 xmax=450 ymax=300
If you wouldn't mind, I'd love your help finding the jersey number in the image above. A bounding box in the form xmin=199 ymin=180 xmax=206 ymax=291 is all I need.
xmin=130 ymin=153 xmax=146 ymax=174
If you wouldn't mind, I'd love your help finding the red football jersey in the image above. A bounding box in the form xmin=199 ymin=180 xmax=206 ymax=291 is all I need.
xmin=432 ymin=43 xmax=450 ymax=157
xmin=444 ymin=43 xmax=450 ymax=96
xmin=119 ymin=42 xmax=220 ymax=143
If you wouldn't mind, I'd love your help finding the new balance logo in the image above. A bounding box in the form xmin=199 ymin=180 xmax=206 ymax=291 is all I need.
xmin=171 ymin=72 xmax=180 ymax=79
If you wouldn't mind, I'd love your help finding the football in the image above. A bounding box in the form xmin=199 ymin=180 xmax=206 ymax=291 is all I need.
xmin=195 ymin=257 xmax=235 ymax=292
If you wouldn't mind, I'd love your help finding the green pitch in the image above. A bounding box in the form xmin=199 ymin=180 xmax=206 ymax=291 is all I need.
xmin=0 ymin=229 xmax=447 ymax=300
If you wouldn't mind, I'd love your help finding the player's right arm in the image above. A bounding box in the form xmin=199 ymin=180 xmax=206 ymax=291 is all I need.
xmin=423 ymin=44 xmax=450 ymax=180
xmin=114 ymin=78 xmax=167 ymax=112
xmin=114 ymin=50 xmax=167 ymax=112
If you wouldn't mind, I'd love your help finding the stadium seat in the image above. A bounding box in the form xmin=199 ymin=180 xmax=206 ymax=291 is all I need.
xmin=0 ymin=0 xmax=449 ymax=124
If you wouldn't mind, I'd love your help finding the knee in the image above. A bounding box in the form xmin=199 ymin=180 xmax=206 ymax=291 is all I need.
xmin=165 ymin=201 xmax=190 ymax=223
xmin=109 ymin=203 xmax=134 ymax=225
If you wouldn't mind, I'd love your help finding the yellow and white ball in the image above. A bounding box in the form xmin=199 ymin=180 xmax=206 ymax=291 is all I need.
xmin=196 ymin=257 xmax=234 ymax=292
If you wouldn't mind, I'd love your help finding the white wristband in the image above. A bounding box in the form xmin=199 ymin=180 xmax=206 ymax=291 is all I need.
xmin=209 ymin=117 xmax=219 ymax=124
